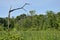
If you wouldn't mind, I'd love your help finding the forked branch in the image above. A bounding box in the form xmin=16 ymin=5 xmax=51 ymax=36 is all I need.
xmin=9 ymin=3 xmax=30 ymax=13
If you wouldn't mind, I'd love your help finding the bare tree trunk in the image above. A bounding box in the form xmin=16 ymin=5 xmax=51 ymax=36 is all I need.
xmin=8 ymin=12 xmax=10 ymax=31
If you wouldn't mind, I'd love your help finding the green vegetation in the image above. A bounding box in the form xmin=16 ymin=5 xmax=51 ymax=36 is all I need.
xmin=0 ymin=10 xmax=60 ymax=40
xmin=0 ymin=30 xmax=60 ymax=40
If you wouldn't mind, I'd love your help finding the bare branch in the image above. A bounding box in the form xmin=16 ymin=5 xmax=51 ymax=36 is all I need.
xmin=9 ymin=6 xmax=12 ymax=12
xmin=21 ymin=3 xmax=30 ymax=8
xmin=9 ymin=3 xmax=30 ymax=13
xmin=22 ymin=8 xmax=27 ymax=11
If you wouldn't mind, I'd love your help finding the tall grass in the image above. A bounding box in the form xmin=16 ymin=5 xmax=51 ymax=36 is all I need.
xmin=0 ymin=30 xmax=60 ymax=40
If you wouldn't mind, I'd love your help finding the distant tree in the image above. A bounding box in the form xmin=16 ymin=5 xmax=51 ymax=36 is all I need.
xmin=29 ymin=10 xmax=36 ymax=16
xmin=56 ymin=12 xmax=60 ymax=30
xmin=16 ymin=14 xmax=26 ymax=21
xmin=46 ymin=11 xmax=58 ymax=29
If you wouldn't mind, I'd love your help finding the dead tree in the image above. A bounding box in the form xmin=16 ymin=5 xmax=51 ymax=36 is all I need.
xmin=8 ymin=3 xmax=30 ymax=31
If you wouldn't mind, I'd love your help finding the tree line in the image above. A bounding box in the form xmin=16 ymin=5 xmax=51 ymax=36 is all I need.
xmin=0 ymin=10 xmax=60 ymax=31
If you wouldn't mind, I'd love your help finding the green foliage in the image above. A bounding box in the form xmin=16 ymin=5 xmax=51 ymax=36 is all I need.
xmin=0 ymin=25 xmax=4 ymax=31
xmin=0 ymin=31 xmax=21 ymax=40
xmin=0 ymin=10 xmax=60 ymax=40
xmin=0 ymin=10 xmax=60 ymax=31
xmin=15 ymin=14 xmax=26 ymax=21
xmin=0 ymin=30 xmax=60 ymax=40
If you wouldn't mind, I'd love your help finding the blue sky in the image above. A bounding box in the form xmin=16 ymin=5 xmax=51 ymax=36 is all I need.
xmin=0 ymin=0 xmax=60 ymax=17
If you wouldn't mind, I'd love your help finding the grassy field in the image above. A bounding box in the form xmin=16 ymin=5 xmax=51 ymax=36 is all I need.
xmin=0 ymin=30 xmax=60 ymax=40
